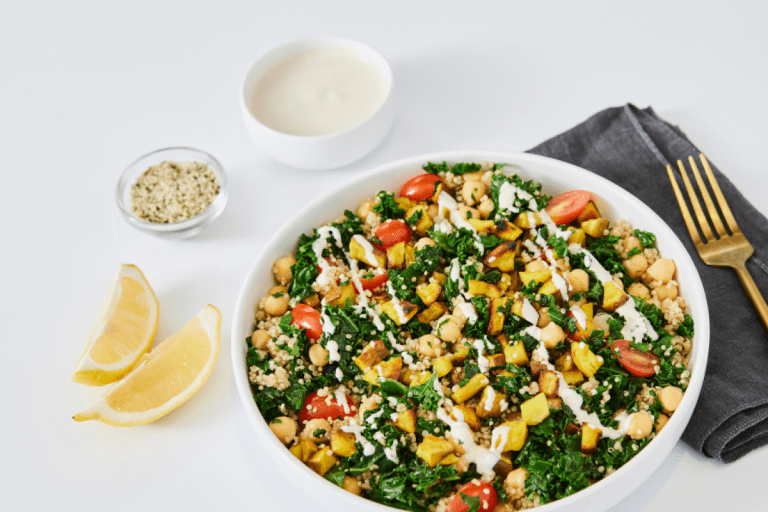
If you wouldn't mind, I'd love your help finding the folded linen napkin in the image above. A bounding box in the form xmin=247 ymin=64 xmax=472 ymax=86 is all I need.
xmin=526 ymin=103 xmax=768 ymax=463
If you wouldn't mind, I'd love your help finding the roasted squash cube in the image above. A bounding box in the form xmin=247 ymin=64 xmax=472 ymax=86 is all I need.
xmin=349 ymin=236 xmax=386 ymax=268
xmin=581 ymin=423 xmax=602 ymax=454
xmin=514 ymin=211 xmax=542 ymax=229
xmin=581 ymin=217 xmax=610 ymax=239
xmin=547 ymin=397 xmax=563 ymax=410
xmin=416 ymin=282 xmax=442 ymax=305
xmin=451 ymin=374 xmax=490 ymax=404
xmin=494 ymin=219 xmax=524 ymax=241
xmin=486 ymin=352 xmax=507 ymax=369
xmin=467 ymin=280 xmax=501 ymax=298
xmin=475 ymin=386 xmax=506 ymax=419
xmin=289 ymin=438 xmax=318 ymax=462
xmin=416 ymin=436 xmax=455 ymax=467
xmin=307 ymin=447 xmax=338 ymax=476
xmin=355 ymin=339 xmax=389 ymax=370
xmin=394 ymin=409 xmax=417 ymax=433
xmin=562 ymin=369 xmax=585 ymax=385
xmin=519 ymin=269 xmax=551 ymax=287
xmin=450 ymin=404 xmax=481 ymax=430
xmin=362 ymin=356 xmax=403 ymax=385
xmin=571 ymin=341 xmax=603 ymax=378
xmin=602 ymin=281 xmax=629 ymax=312
xmin=567 ymin=228 xmax=587 ymax=247
xmin=484 ymin=241 xmax=518 ymax=272
xmin=504 ymin=341 xmax=529 ymax=367
xmin=432 ymin=356 xmax=454 ymax=377
xmin=451 ymin=345 xmax=471 ymax=365
xmin=407 ymin=205 xmax=433 ymax=235
xmin=380 ymin=300 xmax=418 ymax=325
xmin=325 ymin=282 xmax=357 ymax=307
xmin=301 ymin=293 xmax=321 ymax=308
xmin=405 ymin=244 xmax=416 ymax=266
xmin=386 ymin=242 xmax=406 ymax=269
xmin=487 ymin=297 xmax=508 ymax=335
xmin=417 ymin=301 xmax=448 ymax=323
xmin=577 ymin=201 xmax=600 ymax=224
xmin=521 ymin=392 xmax=550 ymax=425
xmin=468 ymin=219 xmax=496 ymax=233
xmin=439 ymin=453 xmax=460 ymax=465
xmin=496 ymin=418 xmax=528 ymax=452
xmin=537 ymin=278 xmax=559 ymax=297
xmin=330 ymin=430 xmax=357 ymax=457
xmin=538 ymin=370 xmax=560 ymax=398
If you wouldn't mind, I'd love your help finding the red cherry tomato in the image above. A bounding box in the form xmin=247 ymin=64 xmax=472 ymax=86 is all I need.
xmin=290 ymin=304 xmax=323 ymax=341
xmin=447 ymin=480 xmax=498 ymax=512
xmin=612 ymin=339 xmax=660 ymax=378
xmin=544 ymin=190 xmax=591 ymax=225
xmin=298 ymin=391 xmax=355 ymax=424
xmin=359 ymin=272 xmax=389 ymax=291
xmin=399 ymin=173 xmax=443 ymax=201
xmin=374 ymin=219 xmax=411 ymax=251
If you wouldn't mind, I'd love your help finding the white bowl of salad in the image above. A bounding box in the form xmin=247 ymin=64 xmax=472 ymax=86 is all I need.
xmin=232 ymin=151 xmax=709 ymax=512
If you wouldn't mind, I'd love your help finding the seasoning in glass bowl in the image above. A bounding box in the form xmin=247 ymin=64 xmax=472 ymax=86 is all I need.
xmin=130 ymin=160 xmax=220 ymax=223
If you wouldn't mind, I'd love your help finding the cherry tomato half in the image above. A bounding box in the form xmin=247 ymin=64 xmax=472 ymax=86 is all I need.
xmin=290 ymin=304 xmax=323 ymax=341
xmin=447 ymin=480 xmax=498 ymax=512
xmin=298 ymin=391 xmax=355 ymax=424
xmin=399 ymin=173 xmax=443 ymax=201
xmin=374 ymin=219 xmax=411 ymax=251
xmin=359 ymin=272 xmax=389 ymax=291
xmin=611 ymin=339 xmax=660 ymax=378
xmin=544 ymin=190 xmax=591 ymax=225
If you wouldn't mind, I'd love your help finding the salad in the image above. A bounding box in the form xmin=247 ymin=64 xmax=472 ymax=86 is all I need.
xmin=246 ymin=161 xmax=693 ymax=512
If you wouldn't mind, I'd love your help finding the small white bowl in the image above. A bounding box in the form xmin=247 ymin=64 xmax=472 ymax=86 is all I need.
xmin=116 ymin=147 xmax=228 ymax=239
xmin=232 ymin=151 xmax=710 ymax=512
xmin=241 ymin=37 xmax=395 ymax=170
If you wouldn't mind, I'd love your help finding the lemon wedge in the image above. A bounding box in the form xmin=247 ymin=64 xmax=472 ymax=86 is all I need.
xmin=73 ymin=264 xmax=160 ymax=386
xmin=73 ymin=304 xmax=221 ymax=426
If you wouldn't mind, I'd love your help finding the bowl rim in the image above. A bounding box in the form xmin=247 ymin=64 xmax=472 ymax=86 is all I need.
xmin=232 ymin=150 xmax=710 ymax=512
xmin=240 ymin=35 xmax=395 ymax=141
xmin=115 ymin=146 xmax=228 ymax=234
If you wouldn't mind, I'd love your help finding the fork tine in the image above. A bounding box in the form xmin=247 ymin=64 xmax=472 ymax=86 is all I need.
xmin=677 ymin=159 xmax=715 ymax=241
xmin=699 ymin=154 xmax=742 ymax=235
xmin=688 ymin=156 xmax=728 ymax=237
xmin=667 ymin=164 xmax=704 ymax=247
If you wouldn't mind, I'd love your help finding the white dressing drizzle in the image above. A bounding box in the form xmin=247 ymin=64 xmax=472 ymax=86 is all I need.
xmin=352 ymin=234 xmax=380 ymax=267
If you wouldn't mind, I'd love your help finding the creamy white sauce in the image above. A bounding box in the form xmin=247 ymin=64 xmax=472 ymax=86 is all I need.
xmin=326 ymin=340 xmax=341 ymax=362
xmin=455 ymin=301 xmax=478 ymax=325
xmin=386 ymin=281 xmax=409 ymax=324
xmin=250 ymin=46 xmax=386 ymax=136
xmin=521 ymin=298 xmax=539 ymax=326
xmin=342 ymin=419 xmax=377 ymax=456
xmin=335 ymin=385 xmax=351 ymax=414
xmin=617 ymin=299 xmax=659 ymax=343
xmin=353 ymin=234 xmax=380 ymax=267
xmin=569 ymin=304 xmax=588 ymax=330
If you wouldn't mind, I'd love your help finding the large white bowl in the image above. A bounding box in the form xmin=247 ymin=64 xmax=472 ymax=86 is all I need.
xmin=232 ymin=151 xmax=709 ymax=512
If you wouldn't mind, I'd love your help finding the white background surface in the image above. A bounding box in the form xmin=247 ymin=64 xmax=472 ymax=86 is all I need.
xmin=3 ymin=1 xmax=767 ymax=511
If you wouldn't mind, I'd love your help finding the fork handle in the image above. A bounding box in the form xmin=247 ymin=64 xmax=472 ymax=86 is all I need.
xmin=733 ymin=263 xmax=768 ymax=334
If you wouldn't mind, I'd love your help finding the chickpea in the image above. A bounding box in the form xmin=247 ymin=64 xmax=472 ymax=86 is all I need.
xmin=272 ymin=255 xmax=296 ymax=285
xmin=477 ymin=198 xmax=494 ymax=219
xmin=451 ymin=308 xmax=468 ymax=329
xmin=427 ymin=203 xmax=439 ymax=219
xmin=480 ymin=170 xmax=494 ymax=187
xmin=612 ymin=276 xmax=625 ymax=291
xmin=250 ymin=329 xmax=270 ymax=350
xmin=624 ymin=253 xmax=648 ymax=280
xmin=627 ymin=282 xmax=650 ymax=299
xmin=624 ymin=236 xmax=643 ymax=253
xmin=437 ymin=316 xmax=462 ymax=343
xmin=308 ymin=344 xmax=329 ymax=367
xmin=540 ymin=322 xmax=565 ymax=349
xmin=302 ymin=418 xmax=331 ymax=442
xmin=628 ymin=411 xmax=654 ymax=440
xmin=419 ymin=334 xmax=444 ymax=358
xmin=457 ymin=205 xmax=479 ymax=221
xmin=592 ymin=312 xmax=612 ymax=337
xmin=357 ymin=199 xmax=374 ymax=220
xmin=461 ymin=180 xmax=487 ymax=206
xmin=269 ymin=416 xmax=297 ymax=445
xmin=342 ymin=476 xmax=362 ymax=496
xmin=537 ymin=307 xmax=551 ymax=328
xmin=567 ymin=269 xmax=590 ymax=293
xmin=415 ymin=237 xmax=436 ymax=251
xmin=505 ymin=467 xmax=527 ymax=490
xmin=263 ymin=285 xmax=290 ymax=316
xmin=654 ymin=283 xmax=679 ymax=302
xmin=655 ymin=413 xmax=670 ymax=434
xmin=525 ymin=260 xmax=548 ymax=272
xmin=647 ymin=258 xmax=676 ymax=283
xmin=658 ymin=386 xmax=683 ymax=413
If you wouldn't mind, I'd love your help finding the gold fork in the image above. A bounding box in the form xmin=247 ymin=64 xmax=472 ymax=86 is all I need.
xmin=666 ymin=154 xmax=768 ymax=333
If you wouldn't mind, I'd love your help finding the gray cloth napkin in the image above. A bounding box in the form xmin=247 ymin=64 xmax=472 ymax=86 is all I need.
xmin=526 ymin=103 xmax=768 ymax=463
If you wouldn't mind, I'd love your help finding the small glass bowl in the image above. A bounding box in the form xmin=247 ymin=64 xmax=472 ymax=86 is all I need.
xmin=116 ymin=147 xmax=228 ymax=239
